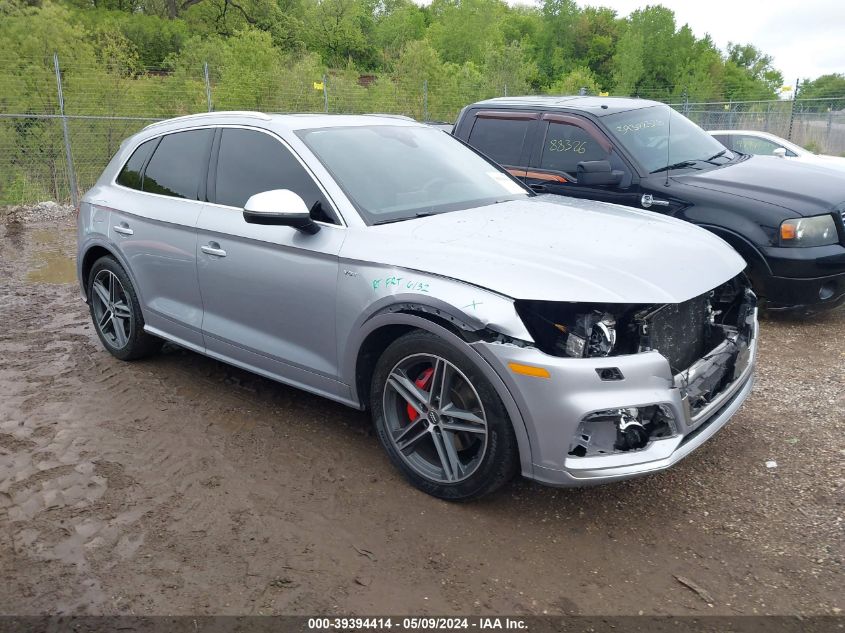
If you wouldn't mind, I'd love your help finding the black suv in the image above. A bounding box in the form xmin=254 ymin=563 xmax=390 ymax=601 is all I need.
xmin=452 ymin=96 xmax=845 ymax=313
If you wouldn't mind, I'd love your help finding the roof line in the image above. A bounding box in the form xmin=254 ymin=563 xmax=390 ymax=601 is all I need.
xmin=143 ymin=111 xmax=272 ymax=130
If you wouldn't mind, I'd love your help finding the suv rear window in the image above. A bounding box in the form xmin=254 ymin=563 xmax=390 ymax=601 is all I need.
xmin=143 ymin=129 xmax=213 ymax=199
xmin=116 ymin=138 xmax=157 ymax=191
xmin=467 ymin=117 xmax=531 ymax=166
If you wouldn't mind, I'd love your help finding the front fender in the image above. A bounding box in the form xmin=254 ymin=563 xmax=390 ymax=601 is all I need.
xmin=342 ymin=311 xmax=536 ymax=479
xmin=335 ymin=262 xmax=532 ymax=358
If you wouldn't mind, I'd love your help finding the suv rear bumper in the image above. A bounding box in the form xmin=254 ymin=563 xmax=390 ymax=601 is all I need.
xmin=473 ymin=311 xmax=757 ymax=487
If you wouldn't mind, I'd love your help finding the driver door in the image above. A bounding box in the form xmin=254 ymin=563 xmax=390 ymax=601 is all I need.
xmin=524 ymin=114 xmax=640 ymax=207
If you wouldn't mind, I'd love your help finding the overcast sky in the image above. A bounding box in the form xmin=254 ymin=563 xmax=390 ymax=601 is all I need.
xmin=562 ymin=0 xmax=844 ymax=83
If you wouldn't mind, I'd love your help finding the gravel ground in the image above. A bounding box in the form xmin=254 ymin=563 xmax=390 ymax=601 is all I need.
xmin=0 ymin=209 xmax=842 ymax=617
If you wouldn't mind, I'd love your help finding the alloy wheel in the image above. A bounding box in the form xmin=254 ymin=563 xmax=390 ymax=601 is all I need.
xmin=91 ymin=269 xmax=132 ymax=349
xmin=382 ymin=353 xmax=489 ymax=483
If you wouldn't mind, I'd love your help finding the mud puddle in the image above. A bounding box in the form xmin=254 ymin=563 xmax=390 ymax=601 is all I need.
xmin=24 ymin=229 xmax=77 ymax=284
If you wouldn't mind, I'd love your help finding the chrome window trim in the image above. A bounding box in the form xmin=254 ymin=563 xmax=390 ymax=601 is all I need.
xmin=111 ymin=123 xmax=350 ymax=228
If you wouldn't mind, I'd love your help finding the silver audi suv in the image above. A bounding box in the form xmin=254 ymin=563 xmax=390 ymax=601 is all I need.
xmin=77 ymin=111 xmax=758 ymax=500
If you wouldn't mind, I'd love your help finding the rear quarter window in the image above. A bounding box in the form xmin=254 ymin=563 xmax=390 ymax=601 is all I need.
xmin=116 ymin=139 xmax=157 ymax=190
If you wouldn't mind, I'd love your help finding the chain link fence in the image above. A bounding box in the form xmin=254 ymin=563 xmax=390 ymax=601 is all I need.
xmin=672 ymin=98 xmax=845 ymax=155
xmin=2 ymin=53 xmax=845 ymax=206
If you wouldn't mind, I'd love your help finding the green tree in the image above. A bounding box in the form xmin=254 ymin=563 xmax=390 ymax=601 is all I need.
xmin=611 ymin=23 xmax=644 ymax=96
xmin=724 ymin=42 xmax=782 ymax=99
xmin=535 ymin=0 xmax=579 ymax=83
xmin=549 ymin=66 xmax=600 ymax=95
xmin=302 ymin=0 xmax=377 ymax=68
xmin=371 ymin=0 xmax=426 ymax=66
xmin=571 ymin=6 xmax=618 ymax=88
xmin=798 ymin=73 xmax=845 ymax=110
xmin=672 ymin=30 xmax=724 ymax=102
xmin=426 ymin=0 xmax=506 ymax=66
xmin=481 ymin=41 xmax=536 ymax=95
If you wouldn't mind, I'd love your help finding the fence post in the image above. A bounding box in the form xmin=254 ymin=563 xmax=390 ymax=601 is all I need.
xmin=787 ymin=77 xmax=800 ymax=141
xmin=503 ymin=84 xmax=508 ymax=98
xmin=682 ymin=88 xmax=689 ymax=117
xmin=826 ymin=104 xmax=833 ymax=151
xmin=203 ymin=62 xmax=213 ymax=112
xmin=322 ymin=74 xmax=328 ymax=113
xmin=764 ymin=101 xmax=770 ymax=132
xmin=422 ymin=80 xmax=429 ymax=122
xmin=53 ymin=52 xmax=78 ymax=209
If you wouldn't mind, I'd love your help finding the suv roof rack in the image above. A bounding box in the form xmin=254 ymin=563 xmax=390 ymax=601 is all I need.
xmin=362 ymin=113 xmax=416 ymax=121
xmin=143 ymin=111 xmax=272 ymax=130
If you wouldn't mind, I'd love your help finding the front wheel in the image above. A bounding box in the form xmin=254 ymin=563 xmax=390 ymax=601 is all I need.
xmin=370 ymin=330 xmax=518 ymax=500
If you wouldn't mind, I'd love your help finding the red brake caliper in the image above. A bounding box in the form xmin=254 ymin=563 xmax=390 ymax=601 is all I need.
xmin=406 ymin=367 xmax=434 ymax=422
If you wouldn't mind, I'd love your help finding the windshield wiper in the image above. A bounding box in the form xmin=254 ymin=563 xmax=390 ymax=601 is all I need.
xmin=372 ymin=211 xmax=437 ymax=226
xmin=650 ymin=160 xmax=699 ymax=174
xmin=701 ymin=149 xmax=729 ymax=164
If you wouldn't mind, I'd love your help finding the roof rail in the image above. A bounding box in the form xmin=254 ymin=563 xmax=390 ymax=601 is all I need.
xmin=362 ymin=113 xmax=416 ymax=121
xmin=143 ymin=111 xmax=272 ymax=130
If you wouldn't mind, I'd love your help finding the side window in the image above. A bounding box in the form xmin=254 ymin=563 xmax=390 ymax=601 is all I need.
xmin=116 ymin=138 xmax=157 ymax=190
xmin=214 ymin=128 xmax=336 ymax=224
xmin=467 ymin=117 xmax=532 ymax=166
xmin=710 ymin=134 xmax=733 ymax=150
xmin=143 ymin=129 xmax=213 ymax=199
xmin=733 ymin=135 xmax=781 ymax=156
xmin=539 ymin=121 xmax=609 ymax=174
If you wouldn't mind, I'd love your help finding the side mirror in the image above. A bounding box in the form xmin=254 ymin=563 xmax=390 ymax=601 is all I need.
xmin=576 ymin=160 xmax=624 ymax=186
xmin=773 ymin=147 xmax=787 ymax=158
xmin=242 ymin=189 xmax=320 ymax=234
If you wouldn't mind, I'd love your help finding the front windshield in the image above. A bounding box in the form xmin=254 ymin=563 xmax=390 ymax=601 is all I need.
xmin=296 ymin=125 xmax=528 ymax=224
xmin=605 ymin=105 xmax=733 ymax=173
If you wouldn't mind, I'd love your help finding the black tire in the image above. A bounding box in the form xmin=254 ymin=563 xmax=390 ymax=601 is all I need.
xmin=87 ymin=256 xmax=162 ymax=361
xmin=370 ymin=329 xmax=519 ymax=500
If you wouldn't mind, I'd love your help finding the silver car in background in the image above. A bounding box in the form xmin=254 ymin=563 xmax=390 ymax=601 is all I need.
xmin=77 ymin=112 xmax=758 ymax=500
xmin=709 ymin=129 xmax=845 ymax=172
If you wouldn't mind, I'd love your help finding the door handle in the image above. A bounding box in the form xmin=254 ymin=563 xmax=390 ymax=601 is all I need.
xmin=201 ymin=242 xmax=227 ymax=257
xmin=113 ymin=223 xmax=134 ymax=236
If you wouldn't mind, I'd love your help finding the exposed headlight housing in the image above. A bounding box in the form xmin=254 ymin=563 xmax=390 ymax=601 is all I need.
xmin=779 ymin=214 xmax=838 ymax=247
xmin=561 ymin=311 xmax=617 ymax=358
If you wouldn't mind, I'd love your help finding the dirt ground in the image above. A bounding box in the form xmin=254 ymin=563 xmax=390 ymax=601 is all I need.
xmin=0 ymin=214 xmax=842 ymax=617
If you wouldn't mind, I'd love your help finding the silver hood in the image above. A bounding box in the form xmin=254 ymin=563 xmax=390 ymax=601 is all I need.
xmin=341 ymin=196 xmax=746 ymax=303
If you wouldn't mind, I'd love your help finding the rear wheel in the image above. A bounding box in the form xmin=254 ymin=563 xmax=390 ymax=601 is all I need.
xmin=87 ymin=256 xmax=161 ymax=361
xmin=370 ymin=330 xmax=518 ymax=500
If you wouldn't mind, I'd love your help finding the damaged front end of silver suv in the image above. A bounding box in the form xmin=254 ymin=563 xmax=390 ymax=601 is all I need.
xmin=511 ymin=274 xmax=757 ymax=462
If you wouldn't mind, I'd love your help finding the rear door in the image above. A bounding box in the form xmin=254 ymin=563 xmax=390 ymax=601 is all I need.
xmin=109 ymin=128 xmax=212 ymax=349
xmin=525 ymin=114 xmax=640 ymax=207
xmin=463 ymin=111 xmax=539 ymax=179
xmin=195 ymin=127 xmax=346 ymax=398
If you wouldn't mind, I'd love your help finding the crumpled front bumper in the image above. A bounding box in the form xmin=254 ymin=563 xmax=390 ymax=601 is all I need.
xmin=472 ymin=311 xmax=758 ymax=487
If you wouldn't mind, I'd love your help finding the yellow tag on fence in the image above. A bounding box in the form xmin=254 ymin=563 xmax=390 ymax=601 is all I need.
xmin=313 ymin=81 xmax=324 ymax=90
